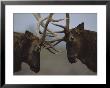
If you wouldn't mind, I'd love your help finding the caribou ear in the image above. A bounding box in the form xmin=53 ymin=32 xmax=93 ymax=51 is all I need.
xmin=77 ymin=22 xmax=84 ymax=30
xmin=25 ymin=31 xmax=33 ymax=40
xmin=75 ymin=22 xmax=84 ymax=34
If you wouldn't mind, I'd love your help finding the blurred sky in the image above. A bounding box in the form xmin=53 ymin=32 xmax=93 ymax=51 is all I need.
xmin=14 ymin=13 xmax=97 ymax=33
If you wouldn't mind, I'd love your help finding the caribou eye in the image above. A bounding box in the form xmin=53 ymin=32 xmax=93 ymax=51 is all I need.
xmin=34 ymin=46 xmax=40 ymax=52
xmin=70 ymin=36 xmax=74 ymax=41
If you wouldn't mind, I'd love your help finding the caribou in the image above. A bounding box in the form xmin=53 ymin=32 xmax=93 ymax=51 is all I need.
xmin=14 ymin=13 xmax=97 ymax=73
xmin=49 ymin=13 xmax=97 ymax=72
xmin=14 ymin=13 xmax=62 ymax=73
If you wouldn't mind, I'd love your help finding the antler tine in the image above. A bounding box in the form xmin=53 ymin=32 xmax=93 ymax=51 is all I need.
xmin=40 ymin=17 xmax=64 ymax=37
xmin=42 ymin=43 xmax=57 ymax=54
xmin=43 ymin=41 xmax=59 ymax=54
xmin=33 ymin=13 xmax=63 ymax=54
xmin=32 ymin=13 xmax=41 ymax=37
xmin=46 ymin=44 xmax=60 ymax=53
xmin=46 ymin=13 xmax=70 ymax=47
xmin=41 ymin=13 xmax=54 ymax=45
xmin=46 ymin=44 xmax=60 ymax=52
xmin=53 ymin=39 xmax=63 ymax=46
xmin=66 ymin=13 xmax=69 ymax=31
xmin=51 ymin=19 xmax=64 ymax=22
xmin=46 ymin=48 xmax=56 ymax=54
xmin=52 ymin=23 xmax=66 ymax=29
xmin=51 ymin=13 xmax=70 ymax=32
xmin=46 ymin=34 xmax=55 ymax=37
xmin=54 ymin=30 xmax=64 ymax=33
xmin=32 ymin=13 xmax=41 ymax=21
xmin=48 ymin=38 xmax=64 ymax=43
xmin=40 ymin=20 xmax=58 ymax=37
xmin=33 ymin=13 xmax=59 ymax=38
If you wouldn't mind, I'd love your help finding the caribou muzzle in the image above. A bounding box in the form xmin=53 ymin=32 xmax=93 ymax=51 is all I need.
xmin=68 ymin=56 xmax=77 ymax=63
xmin=30 ymin=64 xmax=40 ymax=73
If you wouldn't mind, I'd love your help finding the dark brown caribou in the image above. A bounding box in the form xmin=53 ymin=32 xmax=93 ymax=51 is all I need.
xmin=14 ymin=13 xmax=61 ymax=73
xmin=50 ymin=13 xmax=97 ymax=72
xmin=14 ymin=31 xmax=41 ymax=73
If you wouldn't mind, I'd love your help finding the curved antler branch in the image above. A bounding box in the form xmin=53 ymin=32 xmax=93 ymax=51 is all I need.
xmin=66 ymin=13 xmax=69 ymax=31
xmin=33 ymin=13 xmax=64 ymax=54
xmin=32 ymin=13 xmax=60 ymax=38
xmin=50 ymin=38 xmax=63 ymax=43
xmin=51 ymin=19 xmax=64 ymax=22
xmin=54 ymin=30 xmax=64 ymax=33
xmin=47 ymin=13 xmax=70 ymax=47
xmin=52 ymin=23 xmax=66 ymax=29
xmin=41 ymin=13 xmax=54 ymax=44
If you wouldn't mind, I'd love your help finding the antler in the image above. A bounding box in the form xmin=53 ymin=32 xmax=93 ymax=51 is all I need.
xmin=32 ymin=13 xmax=64 ymax=38
xmin=51 ymin=13 xmax=70 ymax=34
xmin=32 ymin=13 xmax=65 ymax=54
xmin=43 ymin=13 xmax=71 ymax=53
xmin=48 ymin=13 xmax=70 ymax=46
xmin=41 ymin=13 xmax=54 ymax=44
xmin=66 ymin=13 xmax=70 ymax=31
xmin=40 ymin=13 xmax=61 ymax=54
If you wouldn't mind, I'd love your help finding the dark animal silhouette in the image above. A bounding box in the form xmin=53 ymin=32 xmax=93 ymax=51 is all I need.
xmin=66 ymin=23 xmax=97 ymax=72
xmin=14 ymin=13 xmax=59 ymax=73
xmin=51 ymin=13 xmax=97 ymax=72
xmin=14 ymin=31 xmax=40 ymax=73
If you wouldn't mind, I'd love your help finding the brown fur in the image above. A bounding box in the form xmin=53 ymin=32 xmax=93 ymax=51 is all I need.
xmin=66 ymin=23 xmax=97 ymax=72
xmin=74 ymin=30 xmax=97 ymax=72
xmin=14 ymin=31 xmax=40 ymax=73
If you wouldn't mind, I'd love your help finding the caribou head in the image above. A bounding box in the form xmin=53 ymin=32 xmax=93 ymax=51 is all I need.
xmin=14 ymin=13 xmax=62 ymax=73
xmin=50 ymin=13 xmax=81 ymax=63
xmin=20 ymin=31 xmax=41 ymax=73
xmin=65 ymin=22 xmax=84 ymax=63
xmin=50 ymin=13 xmax=97 ymax=72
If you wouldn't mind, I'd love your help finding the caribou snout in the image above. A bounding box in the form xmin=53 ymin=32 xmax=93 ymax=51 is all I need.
xmin=68 ymin=56 xmax=77 ymax=63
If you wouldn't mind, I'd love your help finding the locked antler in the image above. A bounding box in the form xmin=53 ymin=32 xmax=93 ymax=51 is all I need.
xmin=41 ymin=13 xmax=54 ymax=45
xmin=47 ymin=13 xmax=70 ymax=46
xmin=33 ymin=13 xmax=63 ymax=54
xmin=32 ymin=13 xmax=64 ymax=38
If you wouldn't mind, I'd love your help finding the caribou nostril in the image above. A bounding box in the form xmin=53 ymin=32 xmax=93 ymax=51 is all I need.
xmin=31 ymin=64 xmax=39 ymax=68
xmin=68 ymin=56 xmax=77 ymax=63
xmin=30 ymin=64 xmax=40 ymax=73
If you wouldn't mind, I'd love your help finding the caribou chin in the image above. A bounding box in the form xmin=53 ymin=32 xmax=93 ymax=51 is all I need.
xmin=51 ymin=13 xmax=97 ymax=72
xmin=68 ymin=57 xmax=77 ymax=64
xmin=30 ymin=65 xmax=40 ymax=73
xmin=14 ymin=13 xmax=60 ymax=73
